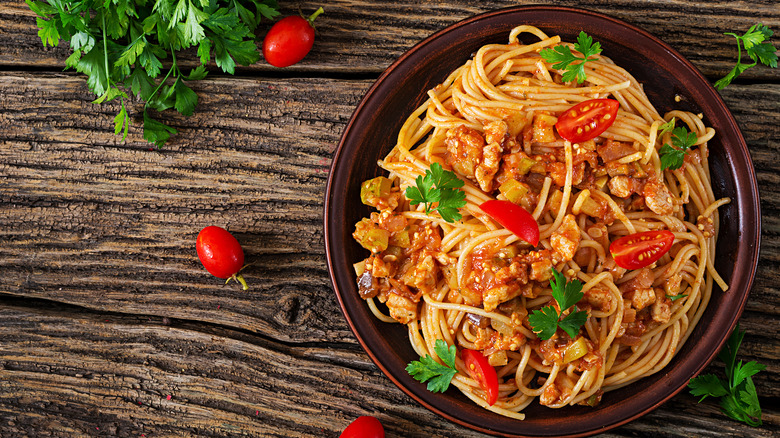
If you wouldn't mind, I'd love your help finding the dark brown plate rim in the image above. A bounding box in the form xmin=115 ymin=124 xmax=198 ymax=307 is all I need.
xmin=324 ymin=5 xmax=761 ymax=437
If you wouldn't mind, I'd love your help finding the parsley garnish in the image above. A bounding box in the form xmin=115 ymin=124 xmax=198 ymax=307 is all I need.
xmin=406 ymin=339 xmax=458 ymax=393
xmin=540 ymin=31 xmax=602 ymax=84
xmin=657 ymin=117 xmax=676 ymax=136
xmin=26 ymin=0 xmax=280 ymax=147
xmin=528 ymin=268 xmax=588 ymax=340
xmin=688 ymin=324 xmax=766 ymax=426
xmin=405 ymin=163 xmax=467 ymax=223
xmin=666 ymin=293 xmax=688 ymax=302
xmin=659 ymin=126 xmax=698 ymax=170
xmin=714 ymin=24 xmax=778 ymax=90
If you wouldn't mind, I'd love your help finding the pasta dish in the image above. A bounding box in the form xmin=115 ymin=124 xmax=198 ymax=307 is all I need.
xmin=350 ymin=25 xmax=729 ymax=419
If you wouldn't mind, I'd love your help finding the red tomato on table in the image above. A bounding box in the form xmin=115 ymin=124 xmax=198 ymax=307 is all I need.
xmin=263 ymin=8 xmax=324 ymax=67
xmin=556 ymin=98 xmax=619 ymax=142
xmin=462 ymin=349 xmax=499 ymax=406
xmin=196 ymin=226 xmax=248 ymax=290
xmin=609 ymin=230 xmax=675 ymax=270
xmin=340 ymin=415 xmax=384 ymax=438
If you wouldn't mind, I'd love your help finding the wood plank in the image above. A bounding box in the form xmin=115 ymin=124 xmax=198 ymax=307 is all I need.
xmin=2 ymin=0 xmax=779 ymax=81
xmin=1 ymin=306 xmax=777 ymax=437
xmin=0 ymin=71 xmax=369 ymax=344
xmin=1 ymin=72 xmax=779 ymax=343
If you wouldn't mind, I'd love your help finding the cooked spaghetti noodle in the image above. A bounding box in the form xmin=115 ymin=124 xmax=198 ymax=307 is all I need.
xmin=351 ymin=25 xmax=729 ymax=419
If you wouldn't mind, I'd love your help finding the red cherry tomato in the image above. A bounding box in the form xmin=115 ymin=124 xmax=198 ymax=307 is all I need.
xmin=609 ymin=230 xmax=675 ymax=270
xmin=196 ymin=226 xmax=248 ymax=290
xmin=555 ymin=98 xmax=619 ymax=143
xmin=479 ymin=200 xmax=540 ymax=246
xmin=262 ymin=8 xmax=324 ymax=67
xmin=462 ymin=349 xmax=499 ymax=406
xmin=340 ymin=416 xmax=384 ymax=438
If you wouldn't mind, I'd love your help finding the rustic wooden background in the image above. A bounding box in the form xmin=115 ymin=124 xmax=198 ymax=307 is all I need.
xmin=1 ymin=0 xmax=778 ymax=436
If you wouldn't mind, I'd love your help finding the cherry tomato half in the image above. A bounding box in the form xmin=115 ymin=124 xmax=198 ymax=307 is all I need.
xmin=339 ymin=416 xmax=385 ymax=438
xmin=609 ymin=230 xmax=675 ymax=270
xmin=262 ymin=8 xmax=324 ymax=68
xmin=462 ymin=349 xmax=499 ymax=406
xmin=555 ymin=98 xmax=619 ymax=143
xmin=196 ymin=226 xmax=248 ymax=290
xmin=479 ymin=200 xmax=540 ymax=246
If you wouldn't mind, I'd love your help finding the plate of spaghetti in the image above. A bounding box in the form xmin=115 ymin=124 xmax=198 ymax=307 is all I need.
xmin=324 ymin=6 xmax=760 ymax=437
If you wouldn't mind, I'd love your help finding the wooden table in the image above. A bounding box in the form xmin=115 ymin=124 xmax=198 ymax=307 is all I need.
xmin=1 ymin=1 xmax=778 ymax=436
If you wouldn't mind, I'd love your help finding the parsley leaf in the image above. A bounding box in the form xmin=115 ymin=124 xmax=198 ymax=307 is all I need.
xmin=689 ymin=374 xmax=729 ymax=401
xmin=527 ymin=306 xmax=560 ymax=340
xmin=657 ymin=117 xmax=676 ymax=136
xmin=715 ymin=24 xmax=778 ymax=90
xmin=405 ymin=163 xmax=466 ymax=223
xmin=660 ymin=126 xmax=698 ymax=170
xmin=406 ymin=339 xmax=458 ymax=393
xmin=26 ymin=0 xmax=279 ymax=147
xmin=666 ymin=293 xmax=688 ymax=302
xmin=529 ymin=267 xmax=588 ymax=340
xmin=540 ymin=31 xmax=602 ymax=84
xmin=688 ymin=324 xmax=766 ymax=426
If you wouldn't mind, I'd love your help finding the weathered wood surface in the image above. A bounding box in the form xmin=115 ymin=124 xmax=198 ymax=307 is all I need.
xmin=0 ymin=0 xmax=778 ymax=436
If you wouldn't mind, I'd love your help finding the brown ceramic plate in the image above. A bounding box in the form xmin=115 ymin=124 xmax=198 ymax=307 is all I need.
xmin=324 ymin=6 xmax=760 ymax=437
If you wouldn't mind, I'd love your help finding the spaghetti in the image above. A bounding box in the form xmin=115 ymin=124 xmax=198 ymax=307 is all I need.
xmin=351 ymin=26 xmax=729 ymax=419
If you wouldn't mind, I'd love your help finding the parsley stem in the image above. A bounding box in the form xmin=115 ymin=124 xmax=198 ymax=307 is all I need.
xmin=144 ymin=47 xmax=178 ymax=110
xmin=101 ymin=11 xmax=111 ymax=93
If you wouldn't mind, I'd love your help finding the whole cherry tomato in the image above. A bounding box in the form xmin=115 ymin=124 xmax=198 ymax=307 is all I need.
xmin=196 ymin=226 xmax=248 ymax=290
xmin=555 ymin=98 xmax=619 ymax=143
xmin=462 ymin=349 xmax=499 ymax=406
xmin=262 ymin=7 xmax=324 ymax=67
xmin=609 ymin=230 xmax=675 ymax=270
xmin=479 ymin=199 xmax=540 ymax=246
xmin=340 ymin=415 xmax=384 ymax=438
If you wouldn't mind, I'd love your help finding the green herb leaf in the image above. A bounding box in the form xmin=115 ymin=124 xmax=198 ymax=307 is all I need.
xmin=689 ymin=374 xmax=729 ymax=401
xmin=404 ymin=163 xmax=466 ymax=223
xmin=405 ymin=173 xmax=434 ymax=213
xmin=528 ymin=306 xmax=560 ymax=341
xmin=114 ymin=100 xmax=130 ymax=140
xmin=715 ymin=24 xmax=778 ymax=90
xmin=27 ymin=0 xmax=279 ymax=147
xmin=143 ymin=110 xmax=178 ymax=147
xmin=406 ymin=339 xmax=458 ymax=393
xmin=657 ymin=117 xmax=676 ymax=136
xmin=529 ymin=267 xmax=587 ymax=340
xmin=173 ymin=78 xmax=198 ymax=116
xmin=35 ymin=17 xmax=60 ymax=48
xmin=550 ymin=268 xmax=583 ymax=310
xmin=540 ymin=31 xmax=602 ymax=84
xmin=688 ymin=324 xmax=765 ymax=426
xmin=557 ymin=310 xmax=588 ymax=339
xmin=660 ymin=126 xmax=698 ymax=170
xmin=666 ymin=293 xmax=688 ymax=302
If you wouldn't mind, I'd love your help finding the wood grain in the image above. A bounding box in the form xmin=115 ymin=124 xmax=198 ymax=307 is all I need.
xmin=2 ymin=0 xmax=779 ymax=80
xmin=0 ymin=0 xmax=779 ymax=436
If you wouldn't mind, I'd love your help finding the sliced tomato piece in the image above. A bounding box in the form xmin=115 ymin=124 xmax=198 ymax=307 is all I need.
xmin=609 ymin=230 xmax=675 ymax=270
xmin=479 ymin=200 xmax=539 ymax=246
xmin=556 ymin=98 xmax=619 ymax=143
xmin=462 ymin=349 xmax=499 ymax=406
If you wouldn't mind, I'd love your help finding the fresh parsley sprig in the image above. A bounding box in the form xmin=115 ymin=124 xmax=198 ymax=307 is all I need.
xmin=528 ymin=268 xmax=588 ymax=340
xmin=659 ymin=125 xmax=698 ymax=170
xmin=405 ymin=163 xmax=467 ymax=223
xmin=540 ymin=31 xmax=602 ymax=84
xmin=715 ymin=24 xmax=778 ymax=90
xmin=688 ymin=324 xmax=766 ymax=426
xmin=26 ymin=0 xmax=280 ymax=147
xmin=406 ymin=339 xmax=458 ymax=393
